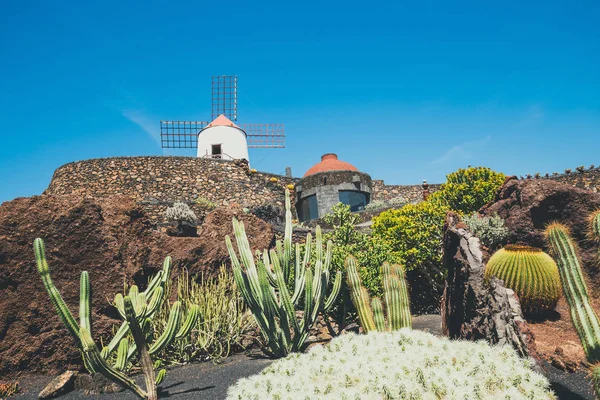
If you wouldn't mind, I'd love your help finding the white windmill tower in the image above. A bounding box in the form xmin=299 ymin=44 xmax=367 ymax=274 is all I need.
xmin=196 ymin=114 xmax=249 ymax=160
xmin=160 ymin=76 xmax=285 ymax=165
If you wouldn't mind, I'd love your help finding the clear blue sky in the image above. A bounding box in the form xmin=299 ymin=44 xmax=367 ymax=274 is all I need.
xmin=1 ymin=0 xmax=599 ymax=204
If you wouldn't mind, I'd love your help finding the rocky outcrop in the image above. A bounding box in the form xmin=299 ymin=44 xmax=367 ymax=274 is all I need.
xmin=441 ymin=212 xmax=535 ymax=359
xmin=0 ymin=194 xmax=273 ymax=378
xmin=480 ymin=176 xmax=600 ymax=291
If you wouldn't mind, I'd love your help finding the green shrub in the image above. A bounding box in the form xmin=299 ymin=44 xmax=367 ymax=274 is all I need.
xmin=371 ymin=201 xmax=449 ymax=313
xmin=195 ymin=196 xmax=217 ymax=210
xmin=429 ymin=166 xmax=505 ymax=214
xmin=462 ymin=213 xmax=509 ymax=250
xmin=364 ymin=196 xmax=407 ymax=211
xmin=372 ymin=200 xmax=448 ymax=276
xmin=322 ymin=203 xmax=397 ymax=297
xmin=226 ymin=329 xmax=555 ymax=400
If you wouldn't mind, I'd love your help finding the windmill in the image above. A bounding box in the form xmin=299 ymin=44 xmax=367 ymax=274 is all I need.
xmin=160 ymin=76 xmax=285 ymax=163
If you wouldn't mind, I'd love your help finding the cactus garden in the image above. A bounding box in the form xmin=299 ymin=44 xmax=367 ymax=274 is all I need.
xmin=3 ymin=170 xmax=600 ymax=399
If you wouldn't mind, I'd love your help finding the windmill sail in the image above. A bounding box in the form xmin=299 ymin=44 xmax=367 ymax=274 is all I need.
xmin=212 ymin=75 xmax=237 ymax=121
xmin=242 ymin=124 xmax=285 ymax=148
xmin=160 ymin=121 xmax=207 ymax=148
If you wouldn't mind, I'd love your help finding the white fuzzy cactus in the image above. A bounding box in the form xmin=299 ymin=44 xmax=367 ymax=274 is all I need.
xmin=165 ymin=202 xmax=197 ymax=224
xmin=227 ymin=329 xmax=555 ymax=400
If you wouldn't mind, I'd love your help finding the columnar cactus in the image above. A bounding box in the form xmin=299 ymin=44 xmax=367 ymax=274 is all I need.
xmin=545 ymin=223 xmax=600 ymax=397
xmin=591 ymin=210 xmax=600 ymax=242
xmin=225 ymin=189 xmax=342 ymax=357
xmin=484 ymin=245 xmax=561 ymax=315
xmin=34 ymin=238 xmax=199 ymax=400
xmin=346 ymin=256 xmax=411 ymax=333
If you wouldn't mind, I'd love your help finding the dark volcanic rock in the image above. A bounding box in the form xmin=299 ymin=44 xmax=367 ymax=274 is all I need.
xmin=0 ymin=195 xmax=273 ymax=378
xmin=441 ymin=212 xmax=536 ymax=360
xmin=480 ymin=176 xmax=600 ymax=291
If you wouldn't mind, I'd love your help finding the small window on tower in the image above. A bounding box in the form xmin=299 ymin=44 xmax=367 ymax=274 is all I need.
xmin=211 ymin=144 xmax=222 ymax=159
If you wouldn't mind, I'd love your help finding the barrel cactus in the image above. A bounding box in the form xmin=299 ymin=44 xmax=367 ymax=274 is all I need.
xmin=484 ymin=245 xmax=561 ymax=315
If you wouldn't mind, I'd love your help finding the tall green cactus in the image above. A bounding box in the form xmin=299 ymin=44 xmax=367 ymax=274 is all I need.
xmin=346 ymin=256 xmax=411 ymax=333
xmin=590 ymin=210 xmax=600 ymax=264
xmin=34 ymin=238 xmax=198 ymax=400
xmin=545 ymin=222 xmax=600 ymax=398
xmin=225 ymin=189 xmax=342 ymax=357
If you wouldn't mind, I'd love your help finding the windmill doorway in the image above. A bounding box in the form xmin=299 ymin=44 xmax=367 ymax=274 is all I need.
xmin=211 ymin=144 xmax=222 ymax=159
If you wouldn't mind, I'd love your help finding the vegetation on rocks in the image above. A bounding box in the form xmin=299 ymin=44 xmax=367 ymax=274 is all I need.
xmin=371 ymin=166 xmax=506 ymax=312
xmin=165 ymin=202 xmax=198 ymax=224
xmin=429 ymin=166 xmax=506 ymax=215
xmin=226 ymin=329 xmax=555 ymax=400
xmin=462 ymin=213 xmax=509 ymax=250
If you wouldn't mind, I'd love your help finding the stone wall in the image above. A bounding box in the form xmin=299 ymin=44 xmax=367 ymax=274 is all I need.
xmin=539 ymin=167 xmax=600 ymax=193
xmin=45 ymin=156 xmax=447 ymax=224
xmin=46 ymin=157 xmax=299 ymax=223
xmin=372 ymin=180 xmax=442 ymax=203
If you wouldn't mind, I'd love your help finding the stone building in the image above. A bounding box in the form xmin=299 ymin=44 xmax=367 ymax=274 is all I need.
xmin=295 ymin=153 xmax=373 ymax=221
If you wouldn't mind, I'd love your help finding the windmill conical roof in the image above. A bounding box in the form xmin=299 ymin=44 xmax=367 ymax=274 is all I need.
xmin=303 ymin=153 xmax=358 ymax=177
xmin=207 ymin=114 xmax=240 ymax=129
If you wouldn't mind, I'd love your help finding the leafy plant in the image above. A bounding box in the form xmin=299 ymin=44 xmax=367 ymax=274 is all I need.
xmin=194 ymin=197 xmax=217 ymax=210
xmin=364 ymin=196 xmax=407 ymax=211
xmin=225 ymin=189 xmax=342 ymax=357
xmin=545 ymin=222 xmax=600 ymax=397
xmin=484 ymin=245 xmax=561 ymax=315
xmin=462 ymin=213 xmax=509 ymax=251
xmin=346 ymin=256 xmax=411 ymax=333
xmin=165 ymin=202 xmax=197 ymax=224
xmin=565 ymin=168 xmax=572 ymax=174
xmin=226 ymin=329 xmax=555 ymax=400
xmin=154 ymin=266 xmax=255 ymax=363
xmin=35 ymin=239 xmax=198 ymax=400
xmin=577 ymin=165 xmax=585 ymax=173
xmin=428 ymin=166 xmax=505 ymax=214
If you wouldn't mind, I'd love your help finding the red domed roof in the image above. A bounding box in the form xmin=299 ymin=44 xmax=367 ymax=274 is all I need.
xmin=303 ymin=153 xmax=358 ymax=177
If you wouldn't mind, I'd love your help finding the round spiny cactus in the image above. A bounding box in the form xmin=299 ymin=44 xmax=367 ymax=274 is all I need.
xmin=485 ymin=245 xmax=561 ymax=315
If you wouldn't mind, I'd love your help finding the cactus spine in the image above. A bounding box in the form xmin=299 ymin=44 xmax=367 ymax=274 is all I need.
xmin=346 ymin=256 xmax=411 ymax=332
xmin=225 ymin=189 xmax=342 ymax=357
xmin=34 ymin=238 xmax=199 ymax=399
xmin=484 ymin=245 xmax=561 ymax=315
xmin=545 ymin=222 xmax=600 ymax=398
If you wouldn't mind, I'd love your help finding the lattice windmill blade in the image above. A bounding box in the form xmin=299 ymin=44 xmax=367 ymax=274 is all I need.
xmin=212 ymin=75 xmax=237 ymax=121
xmin=242 ymin=124 xmax=285 ymax=148
xmin=160 ymin=121 xmax=208 ymax=148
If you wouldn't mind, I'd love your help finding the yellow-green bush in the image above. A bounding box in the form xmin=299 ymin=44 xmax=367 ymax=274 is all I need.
xmin=372 ymin=201 xmax=449 ymax=273
xmin=371 ymin=201 xmax=449 ymax=312
xmin=429 ymin=166 xmax=505 ymax=214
